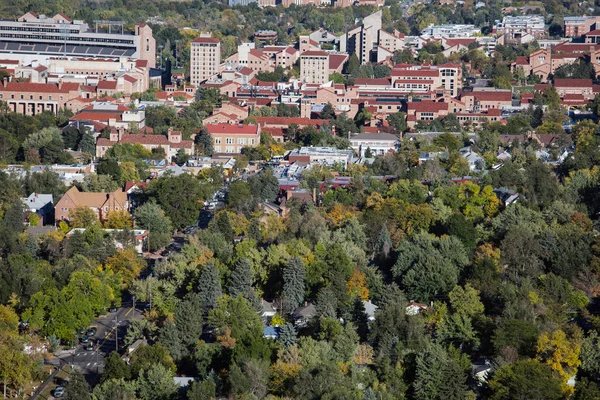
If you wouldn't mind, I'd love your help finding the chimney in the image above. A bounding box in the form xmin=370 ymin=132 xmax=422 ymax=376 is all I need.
xmin=312 ymin=187 xmax=316 ymax=204
xmin=58 ymin=79 xmax=62 ymax=90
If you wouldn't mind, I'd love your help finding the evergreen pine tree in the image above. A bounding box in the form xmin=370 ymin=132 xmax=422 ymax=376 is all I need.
xmin=283 ymin=257 xmax=306 ymax=314
xmin=197 ymin=262 xmax=222 ymax=311
xmin=278 ymin=323 xmax=297 ymax=348
xmin=229 ymin=258 xmax=253 ymax=297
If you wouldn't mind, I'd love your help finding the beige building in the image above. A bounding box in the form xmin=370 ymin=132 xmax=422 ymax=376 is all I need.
xmin=190 ymin=36 xmax=221 ymax=86
xmin=204 ymin=123 xmax=260 ymax=154
xmin=96 ymin=127 xmax=194 ymax=160
xmin=300 ymin=51 xmax=329 ymax=84
xmin=0 ymin=80 xmax=81 ymax=115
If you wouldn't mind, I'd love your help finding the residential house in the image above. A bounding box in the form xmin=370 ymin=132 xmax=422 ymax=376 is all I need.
xmin=55 ymin=186 xmax=128 ymax=223
xmin=21 ymin=193 xmax=53 ymax=225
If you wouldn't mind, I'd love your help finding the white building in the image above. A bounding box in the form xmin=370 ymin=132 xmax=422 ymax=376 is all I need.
xmin=350 ymin=132 xmax=400 ymax=157
xmin=493 ymin=16 xmax=546 ymax=43
xmin=421 ymin=24 xmax=480 ymax=38
xmin=0 ymin=12 xmax=156 ymax=67
xmin=190 ymin=36 xmax=221 ymax=85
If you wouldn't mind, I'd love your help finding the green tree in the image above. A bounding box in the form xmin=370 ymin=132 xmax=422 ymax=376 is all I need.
xmin=134 ymin=201 xmax=172 ymax=251
xmin=387 ymin=112 xmax=407 ymax=134
xmin=197 ymin=262 xmax=222 ymax=311
xmin=101 ymin=351 xmax=131 ymax=383
xmin=129 ymin=344 xmax=176 ymax=378
xmin=186 ymin=378 xmax=216 ymax=400
xmin=413 ymin=342 xmax=468 ymax=400
xmin=175 ymin=293 xmax=204 ymax=349
xmin=283 ymin=257 xmax=306 ymax=314
xmin=136 ymin=363 xmax=179 ymax=400
xmin=195 ymin=127 xmax=214 ymax=156
xmin=228 ymin=180 xmax=253 ymax=211
xmin=488 ymin=359 xmax=563 ymax=400
xmin=92 ymin=378 xmax=137 ymax=400
xmin=320 ymin=103 xmax=336 ymax=120
xmin=147 ymin=173 xmax=209 ymax=229
xmin=229 ymin=257 xmax=253 ymax=297
xmin=64 ymin=369 xmax=91 ymax=400
xmin=392 ymin=233 xmax=468 ymax=302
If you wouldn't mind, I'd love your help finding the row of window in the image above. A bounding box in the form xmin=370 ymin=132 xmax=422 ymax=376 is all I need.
xmin=0 ymin=93 xmax=62 ymax=100
xmin=0 ymin=26 xmax=79 ymax=34
xmin=215 ymin=137 xmax=256 ymax=145
xmin=0 ymin=33 xmax=134 ymax=45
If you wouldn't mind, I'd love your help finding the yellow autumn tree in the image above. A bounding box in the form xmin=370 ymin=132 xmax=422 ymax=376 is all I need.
xmin=346 ymin=269 xmax=369 ymax=300
xmin=104 ymin=248 xmax=145 ymax=288
xmin=537 ymin=329 xmax=583 ymax=395
xmin=474 ymin=243 xmax=501 ymax=268
xmin=104 ymin=210 xmax=134 ymax=229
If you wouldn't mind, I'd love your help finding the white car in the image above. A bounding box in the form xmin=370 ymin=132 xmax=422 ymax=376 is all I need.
xmin=54 ymin=386 xmax=65 ymax=398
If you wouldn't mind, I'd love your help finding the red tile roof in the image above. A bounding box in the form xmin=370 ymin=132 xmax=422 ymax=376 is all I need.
xmin=554 ymin=78 xmax=592 ymax=88
xmin=262 ymin=127 xmax=284 ymax=137
xmin=408 ymin=101 xmax=449 ymax=113
xmin=124 ymin=75 xmax=137 ymax=83
xmin=393 ymin=69 xmax=439 ymax=77
xmin=586 ymin=29 xmax=600 ymax=36
xmin=135 ymin=59 xmax=148 ymax=68
xmin=354 ymin=78 xmax=391 ymax=86
xmin=254 ymin=117 xmax=326 ymax=126
xmin=329 ymin=54 xmax=347 ymax=71
xmin=204 ymin=123 xmax=260 ymax=135
xmin=72 ymin=112 xmax=122 ymax=121
xmin=98 ymin=81 xmax=117 ymax=90
xmin=515 ymin=56 xmax=529 ymax=65
xmin=302 ymin=50 xmax=329 ymax=57
xmin=0 ymin=81 xmax=79 ymax=93
xmin=463 ymin=91 xmax=512 ymax=102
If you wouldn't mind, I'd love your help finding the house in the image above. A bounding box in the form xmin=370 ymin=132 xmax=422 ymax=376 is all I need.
xmin=494 ymin=188 xmax=519 ymax=206
xmin=293 ymin=302 xmax=316 ymax=327
xmin=406 ymin=301 xmax=428 ymax=315
xmin=263 ymin=326 xmax=281 ymax=339
xmin=460 ymin=146 xmax=485 ymax=171
xmin=350 ymin=132 xmax=400 ymax=157
xmin=261 ymin=300 xmax=277 ymax=319
xmin=362 ymin=300 xmax=378 ymax=321
xmin=472 ymin=359 xmax=492 ymax=384
xmin=21 ymin=193 xmax=53 ymax=225
xmin=54 ymin=186 xmax=128 ymax=223
xmin=66 ymin=228 xmax=149 ymax=254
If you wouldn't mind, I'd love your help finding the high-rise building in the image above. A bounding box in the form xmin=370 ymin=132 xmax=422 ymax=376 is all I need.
xmin=190 ymin=36 xmax=221 ymax=85
xmin=341 ymin=10 xmax=382 ymax=64
xmin=300 ymin=50 xmax=329 ymax=84
xmin=0 ymin=12 xmax=156 ymax=67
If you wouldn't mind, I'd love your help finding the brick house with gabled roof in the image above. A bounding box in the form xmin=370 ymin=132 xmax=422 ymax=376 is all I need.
xmin=55 ymin=186 xmax=129 ymax=223
xmin=96 ymin=127 xmax=194 ymax=160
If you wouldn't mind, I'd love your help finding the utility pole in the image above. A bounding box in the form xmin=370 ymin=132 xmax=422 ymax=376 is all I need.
xmin=149 ymin=274 xmax=153 ymax=311
xmin=114 ymin=316 xmax=118 ymax=352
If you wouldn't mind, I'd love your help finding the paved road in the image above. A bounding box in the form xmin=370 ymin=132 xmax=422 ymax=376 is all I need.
xmin=58 ymin=295 xmax=142 ymax=377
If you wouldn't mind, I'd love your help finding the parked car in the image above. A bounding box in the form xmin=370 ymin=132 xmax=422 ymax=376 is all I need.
xmin=108 ymin=305 xmax=117 ymax=313
xmin=86 ymin=327 xmax=97 ymax=337
xmin=79 ymin=335 xmax=90 ymax=344
xmin=53 ymin=386 xmax=64 ymax=397
xmin=144 ymin=303 xmax=151 ymax=311
xmin=84 ymin=341 xmax=94 ymax=351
